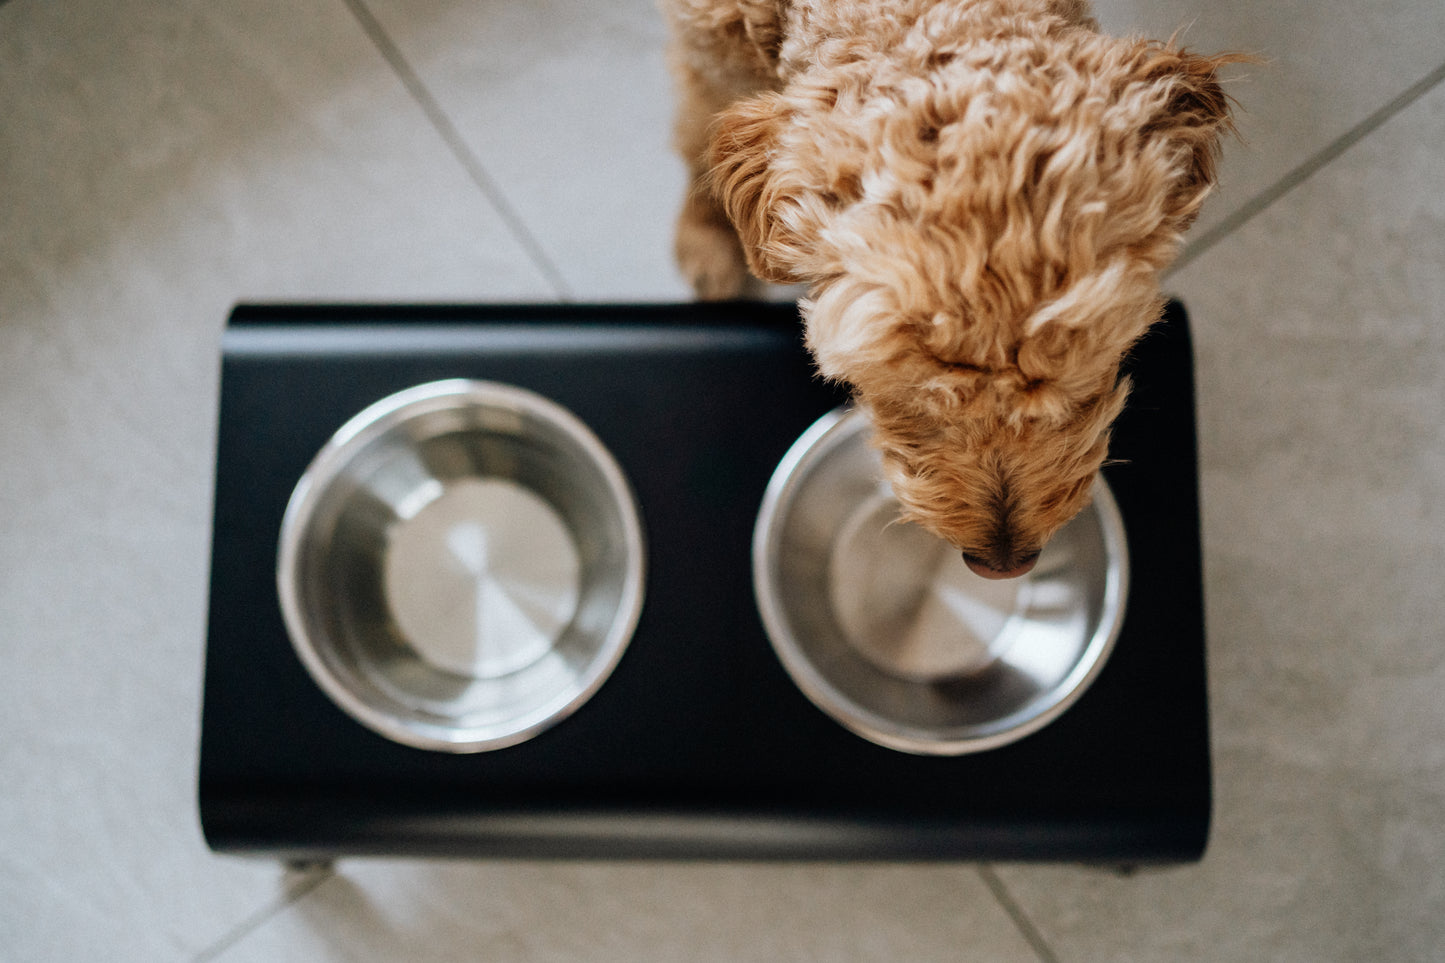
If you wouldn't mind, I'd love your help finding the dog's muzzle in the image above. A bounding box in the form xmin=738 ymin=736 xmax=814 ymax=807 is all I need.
xmin=962 ymin=552 xmax=1039 ymax=580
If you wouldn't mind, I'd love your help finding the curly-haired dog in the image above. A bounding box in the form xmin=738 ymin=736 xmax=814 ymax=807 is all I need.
xmin=664 ymin=0 xmax=1239 ymax=578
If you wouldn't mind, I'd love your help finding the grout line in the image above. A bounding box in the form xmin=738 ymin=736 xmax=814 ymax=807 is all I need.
xmin=977 ymin=865 xmax=1062 ymax=963
xmin=340 ymin=0 xmax=575 ymax=300
xmin=190 ymin=866 xmax=335 ymax=963
xmin=1169 ymin=56 xmax=1445 ymax=276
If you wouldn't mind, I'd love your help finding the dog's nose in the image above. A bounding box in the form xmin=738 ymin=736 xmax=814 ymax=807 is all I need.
xmin=962 ymin=552 xmax=1039 ymax=580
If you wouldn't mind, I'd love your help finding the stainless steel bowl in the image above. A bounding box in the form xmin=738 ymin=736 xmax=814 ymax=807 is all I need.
xmin=753 ymin=408 xmax=1128 ymax=755
xmin=277 ymin=380 xmax=645 ymax=753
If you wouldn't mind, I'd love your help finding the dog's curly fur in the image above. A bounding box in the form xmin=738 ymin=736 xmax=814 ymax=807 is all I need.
xmin=664 ymin=0 xmax=1240 ymax=575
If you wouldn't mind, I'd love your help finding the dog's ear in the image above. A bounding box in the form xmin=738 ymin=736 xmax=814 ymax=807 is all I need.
xmin=707 ymin=92 xmax=828 ymax=284
xmin=1136 ymin=45 xmax=1246 ymax=227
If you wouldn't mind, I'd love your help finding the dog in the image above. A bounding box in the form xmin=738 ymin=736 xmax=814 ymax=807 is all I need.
xmin=664 ymin=0 xmax=1239 ymax=578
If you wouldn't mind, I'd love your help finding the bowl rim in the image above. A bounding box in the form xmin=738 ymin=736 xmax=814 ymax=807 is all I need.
xmin=275 ymin=378 xmax=646 ymax=753
xmin=752 ymin=406 xmax=1129 ymax=756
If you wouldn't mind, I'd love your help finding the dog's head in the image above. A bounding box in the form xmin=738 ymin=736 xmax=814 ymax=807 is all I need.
xmin=710 ymin=33 xmax=1238 ymax=576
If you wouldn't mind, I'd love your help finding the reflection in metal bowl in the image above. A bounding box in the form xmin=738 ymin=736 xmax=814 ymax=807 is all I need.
xmin=753 ymin=408 xmax=1128 ymax=755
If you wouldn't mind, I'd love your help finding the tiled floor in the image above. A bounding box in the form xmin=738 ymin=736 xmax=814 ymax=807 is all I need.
xmin=2 ymin=0 xmax=1441 ymax=959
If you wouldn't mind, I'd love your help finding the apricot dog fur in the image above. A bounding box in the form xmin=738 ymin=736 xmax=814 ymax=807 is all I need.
xmin=664 ymin=0 xmax=1238 ymax=577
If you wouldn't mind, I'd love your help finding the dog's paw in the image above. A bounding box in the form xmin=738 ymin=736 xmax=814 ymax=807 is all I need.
xmin=674 ymin=210 xmax=750 ymax=301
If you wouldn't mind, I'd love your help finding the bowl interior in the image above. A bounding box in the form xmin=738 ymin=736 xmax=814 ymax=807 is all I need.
xmin=279 ymin=381 xmax=644 ymax=752
xmin=754 ymin=409 xmax=1128 ymax=755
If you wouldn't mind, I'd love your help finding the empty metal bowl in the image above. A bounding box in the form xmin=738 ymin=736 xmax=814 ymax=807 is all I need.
xmin=753 ymin=408 xmax=1128 ymax=755
xmin=277 ymin=379 xmax=645 ymax=753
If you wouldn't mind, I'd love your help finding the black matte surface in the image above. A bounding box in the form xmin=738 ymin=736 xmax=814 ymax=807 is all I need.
xmin=199 ymin=300 xmax=1210 ymax=861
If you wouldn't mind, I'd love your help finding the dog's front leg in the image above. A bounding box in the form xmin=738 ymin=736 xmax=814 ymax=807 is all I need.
xmin=662 ymin=1 xmax=784 ymax=299
xmin=673 ymin=139 xmax=751 ymax=299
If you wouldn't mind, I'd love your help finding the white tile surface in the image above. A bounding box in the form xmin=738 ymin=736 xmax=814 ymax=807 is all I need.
xmin=207 ymin=861 xmax=1043 ymax=963
xmin=361 ymin=0 xmax=695 ymax=301
xmin=0 ymin=0 xmax=547 ymax=959
xmin=993 ymin=73 xmax=1445 ymax=963
xmin=3 ymin=0 xmax=1444 ymax=958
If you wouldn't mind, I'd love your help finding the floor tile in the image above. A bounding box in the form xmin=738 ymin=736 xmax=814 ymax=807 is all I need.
xmin=360 ymin=0 xmax=694 ymax=301
xmin=993 ymin=72 xmax=1445 ymax=963
xmin=208 ymin=861 xmax=1043 ymax=962
xmin=0 ymin=0 xmax=548 ymax=958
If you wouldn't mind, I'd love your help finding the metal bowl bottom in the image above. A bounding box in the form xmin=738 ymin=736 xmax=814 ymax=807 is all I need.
xmin=383 ymin=477 xmax=581 ymax=680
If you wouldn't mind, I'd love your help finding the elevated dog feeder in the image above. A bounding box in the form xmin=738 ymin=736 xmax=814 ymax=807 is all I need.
xmin=199 ymin=300 xmax=1210 ymax=862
